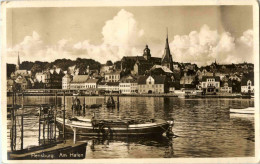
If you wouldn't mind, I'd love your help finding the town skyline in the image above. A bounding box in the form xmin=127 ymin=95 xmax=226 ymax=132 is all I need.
xmin=6 ymin=6 xmax=253 ymax=66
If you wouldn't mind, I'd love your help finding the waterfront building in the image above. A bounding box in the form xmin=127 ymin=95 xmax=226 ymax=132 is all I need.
xmin=241 ymin=75 xmax=254 ymax=94
xmin=220 ymin=80 xmax=232 ymax=93
xmin=62 ymin=74 xmax=72 ymax=89
xmin=85 ymin=79 xmax=100 ymax=89
xmin=104 ymin=71 xmax=121 ymax=82
xmin=180 ymin=75 xmax=196 ymax=89
xmin=48 ymin=68 xmax=64 ymax=89
xmin=119 ymin=75 xmax=138 ymax=94
xmin=137 ymin=75 xmax=169 ymax=94
xmin=201 ymin=76 xmax=220 ymax=94
xmin=69 ymin=75 xmax=89 ymax=89
xmin=98 ymin=82 xmax=119 ymax=93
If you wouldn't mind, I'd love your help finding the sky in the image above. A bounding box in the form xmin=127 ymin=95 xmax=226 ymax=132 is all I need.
xmin=6 ymin=6 xmax=253 ymax=66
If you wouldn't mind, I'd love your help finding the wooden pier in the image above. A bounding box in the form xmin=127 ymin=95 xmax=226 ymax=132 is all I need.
xmin=7 ymin=91 xmax=88 ymax=160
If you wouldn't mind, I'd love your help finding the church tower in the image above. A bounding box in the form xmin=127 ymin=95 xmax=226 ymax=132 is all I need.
xmin=143 ymin=45 xmax=151 ymax=60
xmin=16 ymin=53 xmax=20 ymax=70
xmin=161 ymin=29 xmax=173 ymax=71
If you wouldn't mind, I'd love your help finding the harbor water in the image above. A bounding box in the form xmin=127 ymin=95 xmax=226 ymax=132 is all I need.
xmin=7 ymin=96 xmax=255 ymax=158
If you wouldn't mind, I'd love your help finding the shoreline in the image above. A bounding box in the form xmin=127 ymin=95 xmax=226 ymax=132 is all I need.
xmin=6 ymin=92 xmax=253 ymax=99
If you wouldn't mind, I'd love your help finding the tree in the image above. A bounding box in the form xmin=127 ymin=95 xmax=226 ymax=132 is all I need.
xmin=7 ymin=64 xmax=16 ymax=78
xmin=106 ymin=60 xmax=113 ymax=66
xmin=20 ymin=61 xmax=34 ymax=70
xmin=31 ymin=63 xmax=43 ymax=75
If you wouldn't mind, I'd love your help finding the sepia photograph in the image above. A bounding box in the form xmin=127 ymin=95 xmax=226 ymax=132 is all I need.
xmin=1 ymin=0 xmax=259 ymax=163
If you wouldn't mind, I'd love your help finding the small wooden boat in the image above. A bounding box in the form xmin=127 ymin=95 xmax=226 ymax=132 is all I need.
xmin=86 ymin=104 xmax=102 ymax=109
xmin=56 ymin=117 xmax=171 ymax=136
xmin=8 ymin=141 xmax=88 ymax=160
xmin=230 ymin=107 xmax=254 ymax=114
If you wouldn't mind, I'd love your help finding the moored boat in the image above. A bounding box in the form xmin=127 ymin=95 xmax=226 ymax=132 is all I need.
xmin=230 ymin=107 xmax=254 ymax=114
xmin=56 ymin=117 xmax=172 ymax=136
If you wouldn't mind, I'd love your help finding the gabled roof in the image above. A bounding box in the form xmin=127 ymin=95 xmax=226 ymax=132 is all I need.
xmin=63 ymin=73 xmax=72 ymax=79
xmin=105 ymin=71 xmax=121 ymax=75
xmin=86 ymin=79 xmax=100 ymax=83
xmin=98 ymin=82 xmax=119 ymax=86
xmin=137 ymin=75 xmax=167 ymax=84
xmin=151 ymin=65 xmax=173 ymax=73
xmin=15 ymin=77 xmax=28 ymax=84
xmin=71 ymin=75 xmax=89 ymax=83
xmin=122 ymin=56 xmax=145 ymax=61
xmin=120 ymin=75 xmax=137 ymax=83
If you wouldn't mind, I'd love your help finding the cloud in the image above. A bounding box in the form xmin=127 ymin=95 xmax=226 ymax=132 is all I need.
xmin=7 ymin=9 xmax=145 ymax=64
xmin=7 ymin=14 xmax=253 ymax=67
xmin=169 ymin=25 xmax=254 ymax=66
xmin=73 ymin=9 xmax=145 ymax=63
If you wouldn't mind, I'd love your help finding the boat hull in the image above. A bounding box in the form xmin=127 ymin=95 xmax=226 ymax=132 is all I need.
xmin=56 ymin=118 xmax=170 ymax=136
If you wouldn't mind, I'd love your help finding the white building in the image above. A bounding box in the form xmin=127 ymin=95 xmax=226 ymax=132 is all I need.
xmin=69 ymin=75 xmax=89 ymax=90
xmin=201 ymin=76 xmax=220 ymax=94
xmin=137 ymin=75 xmax=167 ymax=94
xmin=85 ymin=79 xmax=100 ymax=89
xmin=35 ymin=72 xmax=50 ymax=83
xmin=62 ymin=74 xmax=72 ymax=89
xmin=220 ymin=81 xmax=232 ymax=93
xmin=98 ymin=82 xmax=119 ymax=93
xmin=119 ymin=75 xmax=138 ymax=94
xmin=241 ymin=78 xmax=254 ymax=93
xmin=104 ymin=71 xmax=121 ymax=82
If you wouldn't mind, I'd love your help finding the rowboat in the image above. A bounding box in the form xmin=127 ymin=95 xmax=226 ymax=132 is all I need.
xmin=56 ymin=117 xmax=172 ymax=136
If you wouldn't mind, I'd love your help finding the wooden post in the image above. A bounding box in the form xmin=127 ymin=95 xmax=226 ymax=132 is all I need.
xmin=73 ymin=128 xmax=77 ymax=144
xmin=38 ymin=107 xmax=41 ymax=145
xmin=54 ymin=107 xmax=56 ymax=141
xmin=43 ymin=109 xmax=45 ymax=145
xmin=21 ymin=92 xmax=24 ymax=150
xmin=14 ymin=106 xmax=16 ymax=150
xmin=55 ymin=91 xmax=57 ymax=106
xmin=63 ymin=92 xmax=65 ymax=141
xmin=117 ymin=95 xmax=120 ymax=110
xmin=10 ymin=91 xmax=14 ymax=151
xmin=47 ymin=111 xmax=50 ymax=141
xmin=83 ymin=97 xmax=86 ymax=116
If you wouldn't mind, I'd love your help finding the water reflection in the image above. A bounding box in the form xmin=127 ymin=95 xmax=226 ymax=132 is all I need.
xmin=7 ymin=96 xmax=254 ymax=158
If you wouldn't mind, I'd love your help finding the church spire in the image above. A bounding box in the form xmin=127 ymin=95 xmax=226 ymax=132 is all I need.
xmin=16 ymin=52 xmax=20 ymax=70
xmin=161 ymin=28 xmax=173 ymax=71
